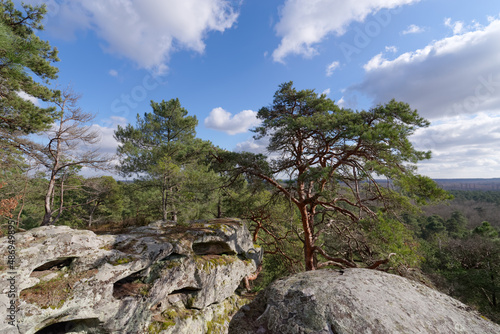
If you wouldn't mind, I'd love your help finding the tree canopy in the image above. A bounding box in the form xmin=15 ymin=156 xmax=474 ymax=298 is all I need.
xmin=0 ymin=0 xmax=59 ymax=138
xmin=0 ymin=0 xmax=60 ymax=222
xmin=115 ymin=99 xmax=198 ymax=175
xmin=216 ymin=81 xmax=449 ymax=270
xmin=115 ymin=98 xmax=214 ymax=222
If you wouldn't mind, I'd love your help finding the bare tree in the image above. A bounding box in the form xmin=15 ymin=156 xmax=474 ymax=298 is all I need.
xmin=34 ymin=88 xmax=110 ymax=226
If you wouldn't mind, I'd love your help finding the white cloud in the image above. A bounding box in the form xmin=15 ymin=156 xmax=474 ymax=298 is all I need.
xmin=31 ymin=0 xmax=239 ymax=73
xmin=349 ymin=18 xmax=500 ymax=119
xmin=363 ymin=52 xmax=385 ymax=71
xmin=411 ymin=113 xmax=500 ymax=178
xmin=444 ymin=18 xmax=464 ymax=35
xmin=109 ymin=69 xmax=119 ymax=77
xmin=337 ymin=97 xmax=346 ymax=108
xmin=235 ymin=137 xmax=269 ymax=154
xmin=204 ymin=107 xmax=260 ymax=135
xmin=89 ymin=124 xmax=120 ymax=155
xmin=401 ymin=24 xmax=424 ymax=34
xmin=17 ymin=91 xmax=40 ymax=106
xmin=326 ymin=61 xmax=340 ymax=76
xmin=322 ymin=88 xmax=331 ymax=96
xmin=444 ymin=17 xmax=485 ymax=35
xmin=272 ymin=0 xmax=419 ymax=62
xmin=336 ymin=95 xmax=359 ymax=109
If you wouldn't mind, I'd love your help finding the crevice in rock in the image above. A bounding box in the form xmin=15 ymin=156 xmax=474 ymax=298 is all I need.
xmin=31 ymin=257 xmax=77 ymax=274
xmin=192 ymin=241 xmax=236 ymax=256
xmin=328 ymin=322 xmax=340 ymax=334
xmin=168 ymin=287 xmax=202 ymax=309
xmin=34 ymin=318 xmax=106 ymax=334
xmin=169 ymin=287 xmax=201 ymax=295
xmin=113 ymin=271 xmax=150 ymax=299
xmin=160 ymin=252 xmax=186 ymax=262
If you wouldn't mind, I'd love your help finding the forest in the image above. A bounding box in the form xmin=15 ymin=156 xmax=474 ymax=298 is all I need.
xmin=1 ymin=0 xmax=499 ymax=325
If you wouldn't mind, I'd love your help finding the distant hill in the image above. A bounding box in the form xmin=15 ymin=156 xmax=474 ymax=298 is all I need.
xmin=119 ymin=178 xmax=500 ymax=191
xmin=433 ymin=179 xmax=500 ymax=191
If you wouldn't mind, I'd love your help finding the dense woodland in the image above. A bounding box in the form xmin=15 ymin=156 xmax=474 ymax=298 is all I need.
xmin=1 ymin=0 xmax=499 ymax=325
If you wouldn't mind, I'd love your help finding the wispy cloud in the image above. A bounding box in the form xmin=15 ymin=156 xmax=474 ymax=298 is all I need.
xmin=326 ymin=61 xmax=340 ymax=76
xmin=385 ymin=45 xmax=398 ymax=53
xmin=444 ymin=17 xmax=484 ymax=35
xmin=444 ymin=18 xmax=465 ymax=34
xmin=401 ymin=24 xmax=425 ymax=34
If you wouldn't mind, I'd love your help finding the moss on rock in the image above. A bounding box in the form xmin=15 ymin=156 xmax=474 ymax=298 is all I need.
xmin=194 ymin=254 xmax=236 ymax=273
xmin=20 ymin=269 xmax=97 ymax=309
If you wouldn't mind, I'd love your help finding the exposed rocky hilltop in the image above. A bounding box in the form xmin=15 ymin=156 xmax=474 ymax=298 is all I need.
xmin=0 ymin=219 xmax=261 ymax=334
xmin=229 ymin=268 xmax=500 ymax=334
xmin=3 ymin=220 xmax=500 ymax=334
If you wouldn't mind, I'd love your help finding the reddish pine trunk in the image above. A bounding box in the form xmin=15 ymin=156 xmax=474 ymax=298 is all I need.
xmin=299 ymin=204 xmax=316 ymax=271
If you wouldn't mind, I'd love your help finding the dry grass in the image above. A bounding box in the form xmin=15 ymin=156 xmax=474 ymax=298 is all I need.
xmin=20 ymin=269 xmax=98 ymax=309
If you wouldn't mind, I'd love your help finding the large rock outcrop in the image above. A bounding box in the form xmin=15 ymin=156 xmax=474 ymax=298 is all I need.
xmin=229 ymin=268 xmax=500 ymax=334
xmin=0 ymin=219 xmax=261 ymax=334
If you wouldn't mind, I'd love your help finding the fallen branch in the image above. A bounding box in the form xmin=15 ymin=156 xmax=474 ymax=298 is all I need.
xmin=368 ymin=253 xmax=396 ymax=270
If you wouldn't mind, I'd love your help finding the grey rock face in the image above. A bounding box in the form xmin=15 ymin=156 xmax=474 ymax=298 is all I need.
xmin=229 ymin=268 xmax=500 ymax=334
xmin=0 ymin=219 xmax=261 ymax=334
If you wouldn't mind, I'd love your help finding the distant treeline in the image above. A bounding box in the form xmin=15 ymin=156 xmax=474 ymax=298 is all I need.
xmin=448 ymin=190 xmax=500 ymax=204
xmin=434 ymin=179 xmax=500 ymax=191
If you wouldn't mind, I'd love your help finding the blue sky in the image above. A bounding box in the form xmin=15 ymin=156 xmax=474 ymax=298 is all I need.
xmin=17 ymin=0 xmax=500 ymax=178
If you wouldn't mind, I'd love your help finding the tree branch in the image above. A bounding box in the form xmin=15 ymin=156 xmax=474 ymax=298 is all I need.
xmin=367 ymin=253 xmax=396 ymax=270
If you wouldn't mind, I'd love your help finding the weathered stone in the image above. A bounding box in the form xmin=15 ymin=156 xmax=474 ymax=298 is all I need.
xmin=0 ymin=219 xmax=261 ymax=334
xmin=229 ymin=268 xmax=500 ymax=334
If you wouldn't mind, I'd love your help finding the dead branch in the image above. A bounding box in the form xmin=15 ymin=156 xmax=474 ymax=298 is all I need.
xmin=367 ymin=253 xmax=396 ymax=270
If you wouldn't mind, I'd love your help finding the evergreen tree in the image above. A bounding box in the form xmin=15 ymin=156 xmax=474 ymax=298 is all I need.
xmin=0 ymin=0 xmax=59 ymax=221
xmin=0 ymin=0 xmax=59 ymax=146
xmin=216 ymin=82 xmax=449 ymax=271
xmin=473 ymin=221 xmax=499 ymax=239
xmin=115 ymin=99 xmax=213 ymax=222
xmin=445 ymin=211 xmax=468 ymax=238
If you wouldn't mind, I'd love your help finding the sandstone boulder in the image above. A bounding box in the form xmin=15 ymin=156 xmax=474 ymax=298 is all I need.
xmin=0 ymin=219 xmax=261 ymax=334
xmin=229 ymin=268 xmax=500 ymax=334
